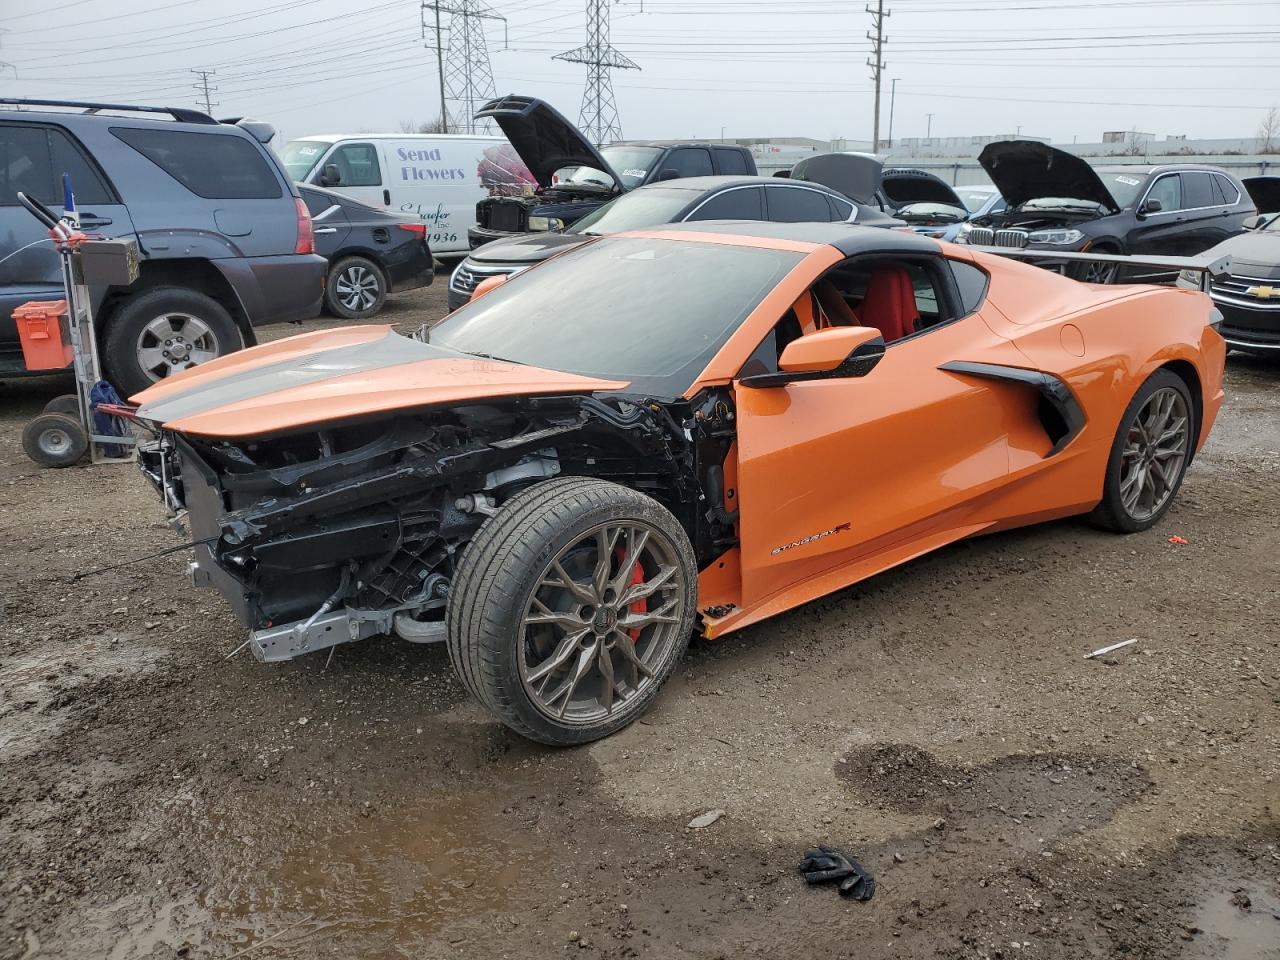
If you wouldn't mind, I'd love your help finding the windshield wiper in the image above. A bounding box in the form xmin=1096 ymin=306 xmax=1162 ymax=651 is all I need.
xmin=467 ymin=350 xmax=527 ymax=365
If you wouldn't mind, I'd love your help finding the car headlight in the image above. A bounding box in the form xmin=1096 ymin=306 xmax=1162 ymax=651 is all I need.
xmin=1026 ymin=228 xmax=1084 ymax=245
xmin=527 ymin=216 xmax=564 ymax=232
xmin=953 ymin=223 xmax=972 ymax=244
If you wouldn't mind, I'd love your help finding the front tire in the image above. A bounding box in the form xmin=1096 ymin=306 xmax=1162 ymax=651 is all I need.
xmin=325 ymin=256 xmax=387 ymax=319
xmin=1090 ymin=369 xmax=1194 ymax=533
xmin=103 ymin=287 xmax=244 ymax=398
xmin=1069 ymin=248 xmax=1120 ymax=284
xmin=447 ymin=478 xmax=697 ymax=745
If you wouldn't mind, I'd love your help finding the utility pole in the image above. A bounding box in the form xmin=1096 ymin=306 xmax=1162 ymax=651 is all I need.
xmin=421 ymin=1 xmax=506 ymax=134
xmin=190 ymin=68 xmax=217 ymax=115
xmin=926 ymin=112 xmax=934 ymax=138
xmin=554 ymin=0 xmax=640 ymax=146
xmin=887 ymin=78 xmax=897 ymax=149
xmin=866 ymin=0 xmax=888 ymax=151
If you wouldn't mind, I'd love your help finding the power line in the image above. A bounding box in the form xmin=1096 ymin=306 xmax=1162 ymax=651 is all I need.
xmin=421 ymin=1 xmax=506 ymax=134
xmin=190 ymin=68 xmax=217 ymax=114
xmin=553 ymin=0 xmax=639 ymax=146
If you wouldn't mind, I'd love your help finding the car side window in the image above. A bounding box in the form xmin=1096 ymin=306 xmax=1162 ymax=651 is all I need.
xmin=766 ymin=185 xmax=835 ymax=222
xmin=828 ymin=195 xmax=855 ymax=221
xmin=949 ymin=260 xmax=989 ymax=316
xmin=1145 ymin=174 xmax=1181 ymax=212
xmin=1181 ymin=172 xmax=1215 ymax=210
xmin=111 ymin=127 xmax=283 ymax=199
xmin=1213 ymin=174 xmax=1240 ymax=205
xmin=326 ymin=143 xmax=382 ymax=187
xmin=713 ymin=148 xmax=749 ymax=175
xmin=301 ymin=189 xmax=340 ymax=219
xmin=686 ymin=186 xmax=764 ymax=221
xmin=661 ymin=148 xmax=713 ymax=179
xmin=739 ymin=255 xmax=957 ymax=378
xmin=0 ymin=123 xmax=113 ymax=206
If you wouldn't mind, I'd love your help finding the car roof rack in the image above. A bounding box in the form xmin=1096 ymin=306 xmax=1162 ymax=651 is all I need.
xmin=0 ymin=97 xmax=217 ymax=125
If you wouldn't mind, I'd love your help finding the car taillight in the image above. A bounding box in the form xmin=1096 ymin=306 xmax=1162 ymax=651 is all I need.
xmin=294 ymin=197 xmax=314 ymax=254
xmin=398 ymin=223 xmax=427 ymax=237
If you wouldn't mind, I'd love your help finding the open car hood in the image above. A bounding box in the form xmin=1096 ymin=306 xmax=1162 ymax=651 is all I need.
xmin=475 ymin=94 xmax=627 ymax=192
xmin=881 ymin=168 xmax=963 ymax=208
xmin=789 ymin=153 xmax=883 ymax=206
xmin=131 ymin=326 xmax=627 ymax=439
xmin=1243 ymin=176 xmax=1280 ymax=214
xmin=977 ymin=140 xmax=1120 ymax=214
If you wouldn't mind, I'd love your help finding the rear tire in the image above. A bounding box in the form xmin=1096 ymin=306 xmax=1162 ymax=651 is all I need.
xmin=22 ymin=413 xmax=88 ymax=468
xmin=325 ymin=256 xmax=387 ymax=319
xmin=103 ymin=287 xmax=244 ymax=398
xmin=1090 ymin=369 xmax=1194 ymax=533
xmin=446 ymin=477 xmax=697 ymax=745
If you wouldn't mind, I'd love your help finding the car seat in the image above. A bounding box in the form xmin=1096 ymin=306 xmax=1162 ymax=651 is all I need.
xmin=856 ymin=267 xmax=919 ymax=342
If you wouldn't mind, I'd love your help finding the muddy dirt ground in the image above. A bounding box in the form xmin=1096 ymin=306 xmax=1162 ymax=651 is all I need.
xmin=1 ymin=280 xmax=1278 ymax=960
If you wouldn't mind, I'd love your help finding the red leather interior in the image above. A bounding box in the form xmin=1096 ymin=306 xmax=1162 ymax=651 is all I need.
xmin=857 ymin=267 xmax=920 ymax=342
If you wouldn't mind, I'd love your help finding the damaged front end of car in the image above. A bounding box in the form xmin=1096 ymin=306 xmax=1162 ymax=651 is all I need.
xmin=137 ymin=389 xmax=738 ymax=662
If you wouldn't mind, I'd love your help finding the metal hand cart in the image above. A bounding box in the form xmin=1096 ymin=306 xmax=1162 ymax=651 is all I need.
xmin=16 ymin=186 xmax=140 ymax=468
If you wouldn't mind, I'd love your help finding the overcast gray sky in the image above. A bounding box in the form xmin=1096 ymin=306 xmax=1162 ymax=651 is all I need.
xmin=1 ymin=0 xmax=1276 ymax=145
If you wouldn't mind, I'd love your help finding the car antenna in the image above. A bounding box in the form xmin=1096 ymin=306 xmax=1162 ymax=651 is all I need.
xmin=68 ymin=536 xmax=219 ymax=582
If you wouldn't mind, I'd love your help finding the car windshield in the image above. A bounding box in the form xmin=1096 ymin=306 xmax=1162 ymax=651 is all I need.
xmin=278 ymin=140 xmax=329 ymax=180
xmin=424 ymin=237 xmax=804 ymax=395
xmin=560 ymin=146 xmax=664 ymax=191
xmin=1260 ymin=214 xmax=1280 ymax=233
xmin=568 ymin=188 xmax=695 ymax=235
xmin=955 ymin=188 xmax=998 ymax=213
xmin=1097 ymin=172 xmax=1147 ymax=208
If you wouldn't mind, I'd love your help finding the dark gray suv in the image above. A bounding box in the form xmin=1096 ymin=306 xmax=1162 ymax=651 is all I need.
xmin=0 ymin=99 xmax=326 ymax=396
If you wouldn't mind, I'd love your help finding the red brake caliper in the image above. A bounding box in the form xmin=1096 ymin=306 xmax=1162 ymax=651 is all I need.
xmin=614 ymin=548 xmax=647 ymax=640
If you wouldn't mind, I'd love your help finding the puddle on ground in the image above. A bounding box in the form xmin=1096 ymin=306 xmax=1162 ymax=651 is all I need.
xmin=1189 ymin=885 xmax=1280 ymax=960
xmin=0 ymin=635 xmax=167 ymax=761
xmin=90 ymin=794 xmax=537 ymax=958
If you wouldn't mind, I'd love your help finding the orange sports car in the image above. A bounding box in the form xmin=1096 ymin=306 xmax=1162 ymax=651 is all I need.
xmin=130 ymin=221 xmax=1227 ymax=744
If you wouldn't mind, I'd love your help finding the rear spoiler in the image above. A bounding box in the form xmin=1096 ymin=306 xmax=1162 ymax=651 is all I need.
xmin=967 ymin=247 xmax=1233 ymax=286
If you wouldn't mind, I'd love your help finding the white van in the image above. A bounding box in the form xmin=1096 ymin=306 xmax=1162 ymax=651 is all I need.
xmin=278 ymin=134 xmax=536 ymax=257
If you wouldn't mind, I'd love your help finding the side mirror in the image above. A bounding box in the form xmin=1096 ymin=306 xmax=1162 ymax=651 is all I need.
xmin=657 ymin=169 xmax=680 ymax=182
xmin=319 ymin=163 xmax=341 ymax=187
xmin=739 ymin=326 xmax=886 ymax=388
xmin=1140 ymin=197 xmax=1163 ymax=215
xmin=470 ymin=273 xmax=509 ymax=301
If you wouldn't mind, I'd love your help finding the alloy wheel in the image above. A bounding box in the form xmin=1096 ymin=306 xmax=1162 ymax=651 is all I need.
xmin=1083 ymin=261 xmax=1118 ymax=284
xmin=1119 ymin=386 xmax=1190 ymax=522
xmin=335 ymin=264 xmax=381 ymax=312
xmin=136 ymin=313 xmax=218 ymax=382
xmin=518 ymin=521 xmax=686 ymax=724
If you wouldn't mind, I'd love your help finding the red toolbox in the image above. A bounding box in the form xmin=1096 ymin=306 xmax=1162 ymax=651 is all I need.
xmin=13 ymin=299 xmax=73 ymax=371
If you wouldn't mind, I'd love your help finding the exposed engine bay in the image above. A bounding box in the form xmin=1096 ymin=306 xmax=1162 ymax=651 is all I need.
xmin=139 ymin=390 xmax=738 ymax=662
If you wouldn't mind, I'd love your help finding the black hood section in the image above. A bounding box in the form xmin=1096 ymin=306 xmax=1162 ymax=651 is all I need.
xmin=978 ymin=140 xmax=1120 ymax=214
xmin=1243 ymin=177 xmax=1280 ymax=214
xmin=790 ymin=153 xmax=882 ymax=206
xmin=882 ymin=169 xmax=962 ymax=208
xmin=475 ymin=94 xmax=626 ymax=192
xmin=469 ymin=232 xmax=588 ymax=266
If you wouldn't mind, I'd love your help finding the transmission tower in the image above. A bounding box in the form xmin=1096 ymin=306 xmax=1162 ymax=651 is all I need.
xmin=422 ymin=1 xmax=507 ymax=134
xmin=191 ymin=68 xmax=218 ymax=115
xmin=554 ymin=0 xmax=639 ymax=146
xmin=866 ymin=1 xmax=889 ymax=152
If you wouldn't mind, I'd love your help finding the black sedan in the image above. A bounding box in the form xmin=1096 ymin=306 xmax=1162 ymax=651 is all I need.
xmin=448 ymin=174 xmax=904 ymax=310
xmin=299 ymin=185 xmax=434 ymax=319
xmin=1178 ymin=176 xmax=1280 ymax=355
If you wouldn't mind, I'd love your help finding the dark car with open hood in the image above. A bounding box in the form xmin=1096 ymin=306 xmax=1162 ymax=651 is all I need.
xmin=954 ymin=140 xmax=1256 ymax=283
xmin=1177 ymin=176 xmax=1280 ymax=355
xmin=467 ymin=94 xmax=756 ymax=249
